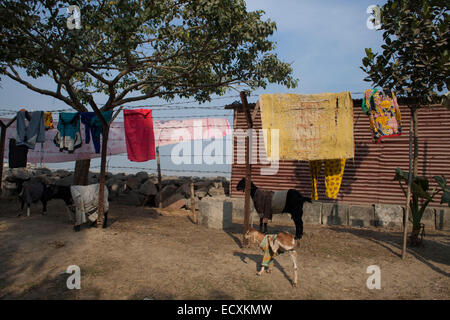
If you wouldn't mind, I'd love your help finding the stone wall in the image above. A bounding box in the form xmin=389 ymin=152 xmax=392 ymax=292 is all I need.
xmin=2 ymin=167 xmax=448 ymax=231
xmin=1 ymin=167 xmax=229 ymax=209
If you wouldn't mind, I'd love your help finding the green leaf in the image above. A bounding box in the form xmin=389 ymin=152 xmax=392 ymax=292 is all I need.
xmin=394 ymin=167 xmax=409 ymax=182
xmin=411 ymin=181 xmax=432 ymax=200
xmin=433 ymin=175 xmax=447 ymax=190
xmin=441 ymin=191 xmax=450 ymax=207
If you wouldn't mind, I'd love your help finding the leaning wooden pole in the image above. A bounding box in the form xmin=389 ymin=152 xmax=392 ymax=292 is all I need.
xmin=190 ymin=182 xmax=197 ymax=224
xmin=240 ymin=92 xmax=253 ymax=247
xmin=402 ymin=107 xmax=415 ymax=260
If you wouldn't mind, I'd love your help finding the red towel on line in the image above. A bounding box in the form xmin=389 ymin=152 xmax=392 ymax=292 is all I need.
xmin=124 ymin=109 xmax=156 ymax=162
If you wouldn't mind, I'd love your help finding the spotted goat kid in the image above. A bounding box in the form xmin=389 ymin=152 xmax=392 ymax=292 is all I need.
xmin=244 ymin=227 xmax=298 ymax=287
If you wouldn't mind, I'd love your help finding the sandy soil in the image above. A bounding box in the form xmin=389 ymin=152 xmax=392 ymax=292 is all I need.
xmin=0 ymin=197 xmax=449 ymax=300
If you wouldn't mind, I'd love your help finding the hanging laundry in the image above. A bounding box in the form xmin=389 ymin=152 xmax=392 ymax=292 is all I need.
xmin=70 ymin=184 xmax=109 ymax=227
xmin=124 ymin=109 xmax=156 ymax=162
xmin=362 ymin=89 xmax=402 ymax=143
xmin=14 ymin=110 xmax=46 ymax=149
xmin=53 ymin=112 xmax=82 ymax=153
xmin=2 ymin=117 xmax=231 ymax=163
xmin=155 ymin=118 xmax=231 ymax=147
xmin=43 ymin=112 xmax=54 ymax=130
xmin=309 ymin=159 xmax=346 ymax=200
xmin=80 ymin=111 xmax=113 ymax=153
xmin=8 ymin=138 xmax=28 ymax=168
xmin=259 ymin=92 xmax=354 ymax=161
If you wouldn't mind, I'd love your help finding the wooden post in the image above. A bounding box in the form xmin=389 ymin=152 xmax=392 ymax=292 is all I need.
xmin=402 ymin=107 xmax=415 ymax=259
xmin=156 ymin=146 xmax=163 ymax=209
xmin=0 ymin=117 xmax=17 ymax=195
xmin=190 ymin=182 xmax=197 ymax=224
xmin=240 ymin=92 xmax=253 ymax=247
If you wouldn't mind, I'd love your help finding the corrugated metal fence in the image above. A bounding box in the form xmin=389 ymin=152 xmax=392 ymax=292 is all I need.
xmin=230 ymin=100 xmax=450 ymax=207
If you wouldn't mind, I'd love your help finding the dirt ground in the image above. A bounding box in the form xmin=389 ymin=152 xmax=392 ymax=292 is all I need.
xmin=0 ymin=196 xmax=449 ymax=300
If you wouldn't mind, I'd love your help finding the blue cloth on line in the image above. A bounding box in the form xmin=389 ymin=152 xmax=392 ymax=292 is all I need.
xmin=80 ymin=111 xmax=113 ymax=153
xmin=15 ymin=111 xmax=46 ymax=149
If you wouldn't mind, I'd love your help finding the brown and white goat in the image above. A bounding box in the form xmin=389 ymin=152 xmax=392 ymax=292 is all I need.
xmin=244 ymin=227 xmax=298 ymax=287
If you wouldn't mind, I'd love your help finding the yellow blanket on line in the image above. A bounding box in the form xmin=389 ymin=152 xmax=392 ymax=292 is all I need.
xmin=259 ymin=92 xmax=355 ymax=161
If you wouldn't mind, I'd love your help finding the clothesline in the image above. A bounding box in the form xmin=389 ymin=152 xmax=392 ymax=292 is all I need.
xmin=0 ymin=91 xmax=366 ymax=115
xmin=90 ymin=165 xmax=230 ymax=175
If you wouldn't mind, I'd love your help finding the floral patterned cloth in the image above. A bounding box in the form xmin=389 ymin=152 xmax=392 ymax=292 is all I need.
xmin=309 ymin=159 xmax=346 ymax=200
xmin=362 ymin=89 xmax=402 ymax=143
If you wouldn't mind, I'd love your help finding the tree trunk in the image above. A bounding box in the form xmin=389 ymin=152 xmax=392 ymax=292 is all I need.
xmin=73 ymin=159 xmax=91 ymax=185
xmin=409 ymin=223 xmax=422 ymax=247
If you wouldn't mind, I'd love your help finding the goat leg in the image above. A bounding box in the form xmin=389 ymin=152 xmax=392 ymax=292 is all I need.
xmin=26 ymin=205 xmax=30 ymax=217
xmin=42 ymin=201 xmax=47 ymax=215
xmin=289 ymin=250 xmax=298 ymax=287
xmin=257 ymin=265 xmax=265 ymax=276
xmin=259 ymin=217 xmax=263 ymax=232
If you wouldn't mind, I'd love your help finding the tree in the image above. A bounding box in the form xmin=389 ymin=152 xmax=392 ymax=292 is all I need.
xmin=361 ymin=0 xmax=449 ymax=253
xmin=0 ymin=0 xmax=297 ymax=225
xmin=0 ymin=0 xmax=297 ymax=179
xmin=394 ymin=168 xmax=450 ymax=246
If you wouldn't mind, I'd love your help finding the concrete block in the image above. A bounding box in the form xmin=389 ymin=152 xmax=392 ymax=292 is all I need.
xmin=435 ymin=207 xmax=450 ymax=231
xmin=322 ymin=203 xmax=348 ymax=226
xmin=226 ymin=197 xmax=258 ymax=220
xmin=303 ymin=201 xmax=322 ymax=224
xmin=373 ymin=204 xmax=403 ymax=228
xmin=198 ymin=197 xmax=233 ymax=230
xmin=348 ymin=205 xmax=373 ymax=227
xmin=421 ymin=207 xmax=436 ymax=230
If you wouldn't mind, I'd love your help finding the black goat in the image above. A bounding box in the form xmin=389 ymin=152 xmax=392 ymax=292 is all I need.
xmin=15 ymin=178 xmax=74 ymax=216
xmin=236 ymin=178 xmax=311 ymax=239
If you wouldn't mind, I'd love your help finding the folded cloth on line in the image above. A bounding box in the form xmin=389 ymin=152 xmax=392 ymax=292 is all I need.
xmin=80 ymin=111 xmax=113 ymax=153
xmin=259 ymin=92 xmax=354 ymax=161
xmin=53 ymin=112 xmax=82 ymax=153
xmin=14 ymin=111 xmax=46 ymax=149
xmin=44 ymin=112 xmax=54 ymax=130
xmin=70 ymin=184 xmax=109 ymax=227
xmin=362 ymin=89 xmax=402 ymax=143
xmin=8 ymin=138 xmax=28 ymax=168
xmin=309 ymin=158 xmax=346 ymax=200
xmin=124 ymin=109 xmax=156 ymax=162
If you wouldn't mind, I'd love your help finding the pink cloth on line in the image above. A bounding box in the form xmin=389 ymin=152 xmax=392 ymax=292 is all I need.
xmin=2 ymin=117 xmax=231 ymax=163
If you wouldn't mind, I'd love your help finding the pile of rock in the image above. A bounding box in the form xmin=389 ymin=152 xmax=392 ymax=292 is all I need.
xmin=1 ymin=167 xmax=230 ymax=210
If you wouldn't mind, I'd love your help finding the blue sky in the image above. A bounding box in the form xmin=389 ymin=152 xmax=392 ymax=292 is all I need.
xmin=0 ymin=1 xmax=387 ymax=177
